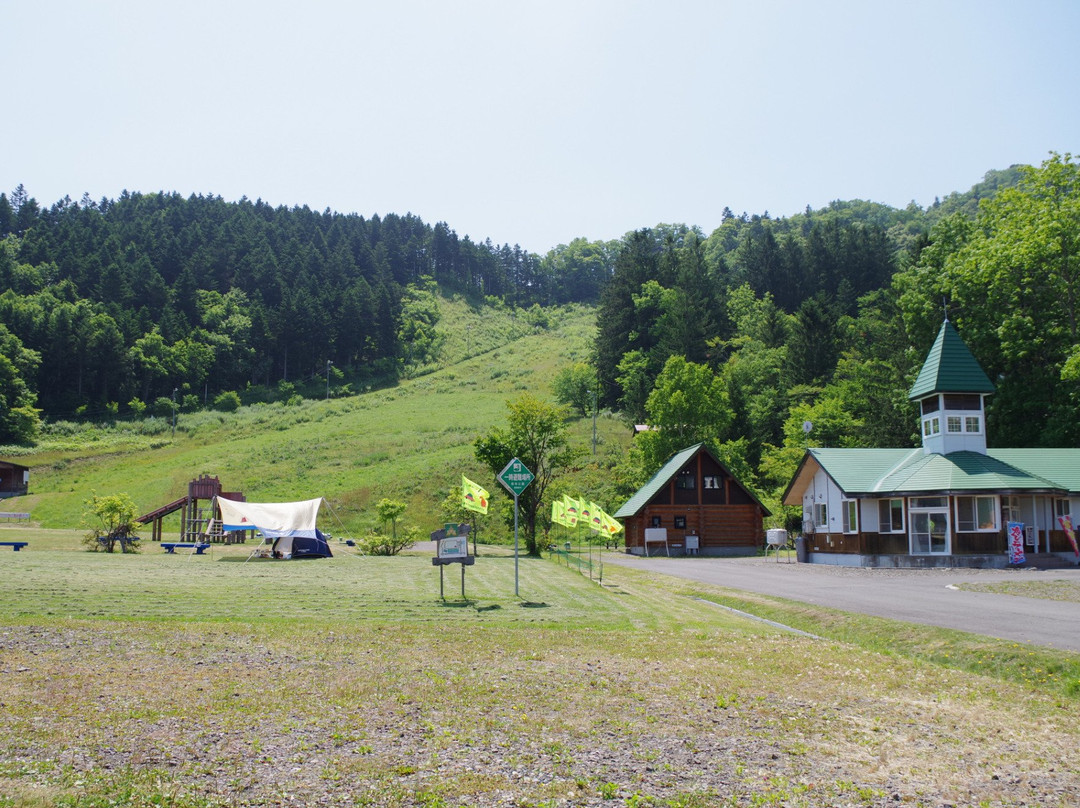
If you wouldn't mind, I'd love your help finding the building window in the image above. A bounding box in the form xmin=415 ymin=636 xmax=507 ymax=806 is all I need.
xmin=1055 ymin=498 xmax=1071 ymax=519
xmin=813 ymin=503 xmax=828 ymax=530
xmin=965 ymin=416 xmax=981 ymax=433
xmin=956 ymin=496 xmax=998 ymax=532
xmin=650 ymin=515 xmax=662 ymax=528
xmin=703 ymin=475 xmax=720 ymax=489
xmin=944 ymin=394 xmax=981 ymax=410
xmin=878 ymin=498 xmax=904 ymax=533
xmin=675 ymin=470 xmax=695 ymax=490
xmin=921 ymin=397 xmax=940 ymax=415
xmin=947 ymin=416 xmax=962 ymax=433
xmin=1002 ymin=495 xmax=1021 ymax=525
xmin=674 ymin=516 xmax=686 ymax=529
xmin=842 ymin=500 xmax=858 ymax=534
xmin=922 ymin=417 xmax=940 ymax=437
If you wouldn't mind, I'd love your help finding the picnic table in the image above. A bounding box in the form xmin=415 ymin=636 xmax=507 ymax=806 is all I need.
xmin=161 ymin=542 xmax=211 ymax=554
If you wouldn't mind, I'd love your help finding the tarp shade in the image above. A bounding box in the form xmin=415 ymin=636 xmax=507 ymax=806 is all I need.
xmin=217 ymin=497 xmax=322 ymax=538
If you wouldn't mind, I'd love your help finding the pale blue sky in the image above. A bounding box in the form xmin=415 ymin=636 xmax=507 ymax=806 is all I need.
xmin=4 ymin=1 xmax=1078 ymax=254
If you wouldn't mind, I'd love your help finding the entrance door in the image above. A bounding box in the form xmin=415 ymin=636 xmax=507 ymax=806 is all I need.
xmin=911 ymin=509 xmax=950 ymax=554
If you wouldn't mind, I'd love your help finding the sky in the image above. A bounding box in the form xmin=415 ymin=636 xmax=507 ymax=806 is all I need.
xmin=4 ymin=0 xmax=1079 ymax=255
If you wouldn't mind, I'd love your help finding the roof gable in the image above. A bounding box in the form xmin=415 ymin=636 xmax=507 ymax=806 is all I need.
xmin=614 ymin=443 xmax=768 ymax=517
xmin=908 ymin=320 xmax=995 ymax=400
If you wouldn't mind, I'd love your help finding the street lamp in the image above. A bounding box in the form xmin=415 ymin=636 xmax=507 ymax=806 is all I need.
xmin=171 ymin=387 xmax=178 ymax=439
xmin=326 ymin=360 xmax=332 ymax=400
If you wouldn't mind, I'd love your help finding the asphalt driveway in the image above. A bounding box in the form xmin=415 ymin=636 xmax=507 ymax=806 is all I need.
xmin=603 ymin=553 xmax=1080 ymax=652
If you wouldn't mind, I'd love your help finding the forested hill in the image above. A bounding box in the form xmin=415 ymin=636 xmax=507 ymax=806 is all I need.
xmin=0 ymin=163 xmax=1033 ymax=449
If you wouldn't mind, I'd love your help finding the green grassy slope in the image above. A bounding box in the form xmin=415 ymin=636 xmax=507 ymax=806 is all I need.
xmin=6 ymin=299 xmax=629 ymax=533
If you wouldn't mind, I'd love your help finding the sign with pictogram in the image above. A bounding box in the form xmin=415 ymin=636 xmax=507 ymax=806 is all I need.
xmin=498 ymin=458 xmax=534 ymax=497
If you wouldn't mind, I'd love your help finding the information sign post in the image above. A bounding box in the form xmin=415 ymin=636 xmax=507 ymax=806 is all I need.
xmin=431 ymin=522 xmax=473 ymax=600
xmin=497 ymin=457 xmax=534 ymax=597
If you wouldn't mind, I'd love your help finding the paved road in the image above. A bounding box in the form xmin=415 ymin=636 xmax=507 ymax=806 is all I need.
xmin=604 ymin=554 xmax=1080 ymax=652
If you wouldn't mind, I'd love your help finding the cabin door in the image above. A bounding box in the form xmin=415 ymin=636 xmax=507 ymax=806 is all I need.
xmin=910 ymin=500 xmax=950 ymax=555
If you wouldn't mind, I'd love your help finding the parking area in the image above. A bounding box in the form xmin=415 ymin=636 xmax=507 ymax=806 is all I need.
xmin=604 ymin=553 xmax=1080 ymax=652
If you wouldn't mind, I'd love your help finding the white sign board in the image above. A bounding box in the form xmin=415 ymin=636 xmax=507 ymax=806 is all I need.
xmin=438 ymin=535 xmax=469 ymax=559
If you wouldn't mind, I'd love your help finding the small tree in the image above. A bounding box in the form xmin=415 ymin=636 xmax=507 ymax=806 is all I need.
xmin=375 ymin=498 xmax=407 ymax=540
xmin=475 ymin=394 xmax=582 ymax=555
xmin=82 ymin=492 xmax=140 ymax=553
xmin=553 ymin=362 xmax=597 ymax=417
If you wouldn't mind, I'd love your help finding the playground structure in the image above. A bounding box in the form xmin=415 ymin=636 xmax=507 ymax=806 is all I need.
xmin=137 ymin=474 xmax=250 ymax=544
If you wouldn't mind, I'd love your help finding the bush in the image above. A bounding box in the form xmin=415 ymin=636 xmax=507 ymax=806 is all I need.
xmin=358 ymin=525 xmax=418 ymax=556
xmin=213 ymin=391 xmax=242 ymax=412
xmin=82 ymin=492 xmax=141 ymax=553
xmin=152 ymin=396 xmax=174 ymax=418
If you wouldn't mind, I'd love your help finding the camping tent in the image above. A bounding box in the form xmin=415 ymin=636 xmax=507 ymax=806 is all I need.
xmin=215 ymin=497 xmax=333 ymax=559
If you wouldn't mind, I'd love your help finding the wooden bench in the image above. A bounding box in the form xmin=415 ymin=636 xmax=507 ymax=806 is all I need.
xmin=0 ymin=541 xmax=28 ymax=551
xmin=0 ymin=512 xmax=30 ymax=522
xmin=161 ymin=542 xmax=211 ymax=554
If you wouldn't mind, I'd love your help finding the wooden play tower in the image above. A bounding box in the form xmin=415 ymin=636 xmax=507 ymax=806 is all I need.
xmin=136 ymin=474 xmax=249 ymax=544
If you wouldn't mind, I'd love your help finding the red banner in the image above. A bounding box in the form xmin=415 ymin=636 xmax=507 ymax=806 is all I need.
xmin=1007 ymin=521 xmax=1025 ymax=565
xmin=1058 ymin=515 xmax=1079 ymax=559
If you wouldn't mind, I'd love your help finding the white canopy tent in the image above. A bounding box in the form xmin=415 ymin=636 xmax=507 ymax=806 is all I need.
xmin=215 ymin=497 xmax=332 ymax=559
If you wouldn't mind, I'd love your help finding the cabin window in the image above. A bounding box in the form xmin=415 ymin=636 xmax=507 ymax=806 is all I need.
xmin=912 ymin=497 xmax=947 ymax=508
xmin=674 ymin=516 xmax=686 ymax=529
xmin=703 ymin=475 xmax=720 ymax=489
xmin=675 ymin=470 xmax=695 ymax=490
xmin=813 ymin=503 xmax=828 ymax=530
xmin=956 ymin=496 xmax=998 ymax=532
xmin=651 ymin=515 xmax=662 ymax=528
xmin=921 ymin=397 xmax=940 ymax=415
xmin=842 ymin=500 xmax=858 ymax=534
xmin=944 ymin=394 xmax=981 ymax=410
xmin=878 ymin=498 xmax=904 ymax=533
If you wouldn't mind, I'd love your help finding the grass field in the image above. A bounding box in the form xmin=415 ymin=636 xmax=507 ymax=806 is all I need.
xmin=2 ymin=534 xmax=1079 ymax=807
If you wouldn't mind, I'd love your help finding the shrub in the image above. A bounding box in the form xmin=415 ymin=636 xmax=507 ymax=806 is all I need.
xmin=213 ymin=391 xmax=242 ymax=412
xmin=82 ymin=491 xmax=141 ymax=553
xmin=358 ymin=525 xmax=418 ymax=556
xmin=152 ymin=396 xmax=174 ymax=418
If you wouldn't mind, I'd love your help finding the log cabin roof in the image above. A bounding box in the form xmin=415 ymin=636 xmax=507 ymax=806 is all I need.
xmin=614 ymin=443 xmax=769 ymax=518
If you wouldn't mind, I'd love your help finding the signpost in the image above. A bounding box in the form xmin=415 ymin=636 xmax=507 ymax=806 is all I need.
xmin=431 ymin=522 xmax=474 ymax=600
xmin=498 ymin=457 xmax=534 ymax=596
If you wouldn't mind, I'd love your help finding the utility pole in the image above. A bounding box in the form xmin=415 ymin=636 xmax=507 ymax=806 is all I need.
xmin=171 ymin=388 xmax=178 ymax=439
xmin=592 ymin=389 xmax=598 ymax=455
xmin=326 ymin=360 xmax=332 ymax=400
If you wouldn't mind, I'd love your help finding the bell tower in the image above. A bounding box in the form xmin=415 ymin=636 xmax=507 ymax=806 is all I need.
xmin=907 ymin=320 xmax=995 ymax=455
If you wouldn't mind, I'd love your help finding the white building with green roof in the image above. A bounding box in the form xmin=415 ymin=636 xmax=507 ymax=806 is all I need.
xmin=782 ymin=320 xmax=1080 ymax=567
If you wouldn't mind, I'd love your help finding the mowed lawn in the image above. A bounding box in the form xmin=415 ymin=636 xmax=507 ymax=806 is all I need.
xmin=2 ymin=535 xmax=1080 ymax=807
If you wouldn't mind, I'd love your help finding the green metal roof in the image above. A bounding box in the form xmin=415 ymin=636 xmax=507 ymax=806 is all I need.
xmin=795 ymin=447 xmax=1078 ymax=499
xmin=907 ymin=320 xmax=995 ymax=400
xmin=614 ymin=444 xmax=702 ymax=518
xmin=990 ymin=449 xmax=1080 ymax=494
xmin=613 ymin=443 xmax=769 ymax=518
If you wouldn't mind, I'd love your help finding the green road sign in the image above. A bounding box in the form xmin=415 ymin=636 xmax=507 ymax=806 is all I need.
xmin=498 ymin=457 xmax=534 ymax=497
